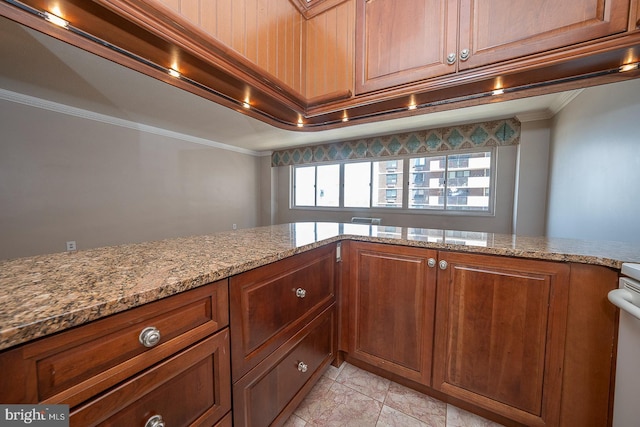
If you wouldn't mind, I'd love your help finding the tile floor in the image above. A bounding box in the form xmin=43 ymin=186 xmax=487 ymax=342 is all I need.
xmin=284 ymin=362 xmax=505 ymax=427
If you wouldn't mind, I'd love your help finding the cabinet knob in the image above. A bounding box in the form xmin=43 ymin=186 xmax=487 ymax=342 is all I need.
xmin=439 ymin=260 xmax=448 ymax=270
xmin=139 ymin=326 xmax=161 ymax=348
xmin=297 ymin=361 xmax=308 ymax=373
xmin=295 ymin=287 xmax=307 ymax=298
xmin=446 ymin=52 xmax=456 ymax=65
xmin=144 ymin=414 xmax=165 ymax=427
xmin=428 ymin=258 xmax=436 ymax=268
xmin=460 ymin=49 xmax=470 ymax=61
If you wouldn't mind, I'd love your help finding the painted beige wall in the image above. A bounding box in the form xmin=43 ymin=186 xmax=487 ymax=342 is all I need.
xmin=512 ymin=119 xmax=551 ymax=236
xmin=275 ymin=145 xmax=518 ymax=234
xmin=0 ymin=100 xmax=262 ymax=260
xmin=546 ymin=78 xmax=640 ymax=242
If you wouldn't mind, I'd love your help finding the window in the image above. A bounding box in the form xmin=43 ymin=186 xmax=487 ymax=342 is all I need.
xmin=344 ymin=162 xmax=371 ymax=207
xmin=292 ymin=149 xmax=493 ymax=213
xmin=409 ymin=151 xmax=492 ymax=211
xmin=293 ymin=164 xmax=339 ymax=207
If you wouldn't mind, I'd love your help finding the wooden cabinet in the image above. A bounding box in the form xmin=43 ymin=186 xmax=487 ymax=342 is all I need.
xmin=230 ymin=244 xmax=338 ymax=426
xmin=355 ymin=0 xmax=459 ymax=94
xmin=458 ymin=0 xmax=629 ymax=71
xmin=347 ymin=242 xmax=437 ymax=385
xmin=433 ymin=252 xmax=570 ymax=426
xmin=233 ymin=306 xmax=336 ymax=427
xmin=344 ymin=242 xmax=618 ymax=427
xmin=356 ymin=0 xmax=630 ymax=94
xmin=0 ymin=280 xmax=231 ymax=426
xmin=70 ymin=330 xmax=230 ymax=426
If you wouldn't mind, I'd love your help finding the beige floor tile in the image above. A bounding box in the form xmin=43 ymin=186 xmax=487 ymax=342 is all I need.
xmin=376 ymin=405 xmax=429 ymax=427
xmin=283 ymin=414 xmax=308 ymax=427
xmin=294 ymin=381 xmax=383 ymax=426
xmin=383 ymin=382 xmax=446 ymax=426
xmin=323 ymin=362 xmax=346 ymax=381
xmin=335 ymin=363 xmax=391 ymax=402
xmin=446 ymin=405 xmax=505 ymax=427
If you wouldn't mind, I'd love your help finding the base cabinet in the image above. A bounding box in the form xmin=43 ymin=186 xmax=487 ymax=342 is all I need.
xmin=230 ymin=244 xmax=339 ymax=427
xmin=347 ymin=242 xmax=437 ymax=385
xmin=71 ymin=330 xmax=231 ymax=426
xmin=344 ymin=242 xmax=618 ymax=427
xmin=433 ymin=252 xmax=570 ymax=427
xmin=233 ymin=306 xmax=336 ymax=427
xmin=0 ymin=280 xmax=232 ymax=426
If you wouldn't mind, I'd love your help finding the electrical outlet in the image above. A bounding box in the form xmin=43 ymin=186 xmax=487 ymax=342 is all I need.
xmin=232 ymin=224 xmax=237 ymax=230
xmin=66 ymin=241 xmax=77 ymax=252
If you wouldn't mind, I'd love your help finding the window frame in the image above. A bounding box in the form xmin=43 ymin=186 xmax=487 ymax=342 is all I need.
xmin=290 ymin=147 xmax=496 ymax=216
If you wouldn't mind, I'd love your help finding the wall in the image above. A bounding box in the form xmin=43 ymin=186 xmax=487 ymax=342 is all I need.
xmin=546 ymin=78 xmax=640 ymax=242
xmin=275 ymin=145 xmax=517 ymax=233
xmin=0 ymin=100 xmax=262 ymax=260
xmin=512 ymin=119 xmax=551 ymax=236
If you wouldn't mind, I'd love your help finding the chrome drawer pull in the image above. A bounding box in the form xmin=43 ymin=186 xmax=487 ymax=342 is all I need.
xmin=295 ymin=288 xmax=307 ymax=298
xmin=297 ymin=361 xmax=308 ymax=373
xmin=460 ymin=48 xmax=470 ymax=61
xmin=145 ymin=414 xmax=165 ymax=427
xmin=428 ymin=258 xmax=436 ymax=268
xmin=139 ymin=326 xmax=161 ymax=348
xmin=439 ymin=260 xmax=448 ymax=270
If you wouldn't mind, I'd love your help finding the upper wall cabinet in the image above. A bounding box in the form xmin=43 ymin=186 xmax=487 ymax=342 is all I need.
xmin=355 ymin=0 xmax=630 ymax=94
xmin=355 ymin=0 xmax=459 ymax=94
xmin=458 ymin=0 xmax=630 ymax=71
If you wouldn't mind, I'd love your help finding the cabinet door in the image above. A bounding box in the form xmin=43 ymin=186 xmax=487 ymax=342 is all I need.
xmin=348 ymin=242 xmax=437 ymax=385
xmin=355 ymin=0 xmax=459 ymax=94
xmin=433 ymin=252 xmax=570 ymax=427
xmin=458 ymin=0 xmax=630 ymax=70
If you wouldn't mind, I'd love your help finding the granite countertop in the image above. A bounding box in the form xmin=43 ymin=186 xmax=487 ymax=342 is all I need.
xmin=1 ymin=222 xmax=639 ymax=352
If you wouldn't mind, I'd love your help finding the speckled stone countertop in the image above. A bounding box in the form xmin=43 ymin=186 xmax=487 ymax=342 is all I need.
xmin=1 ymin=222 xmax=639 ymax=351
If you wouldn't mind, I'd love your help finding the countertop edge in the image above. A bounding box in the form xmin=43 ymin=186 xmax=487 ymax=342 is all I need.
xmin=0 ymin=227 xmax=630 ymax=352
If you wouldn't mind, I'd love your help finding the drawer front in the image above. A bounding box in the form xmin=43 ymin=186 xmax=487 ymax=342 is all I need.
xmin=4 ymin=280 xmax=228 ymax=406
xmin=70 ymin=328 xmax=231 ymax=427
xmin=233 ymin=306 xmax=336 ymax=427
xmin=230 ymin=245 xmax=336 ymax=380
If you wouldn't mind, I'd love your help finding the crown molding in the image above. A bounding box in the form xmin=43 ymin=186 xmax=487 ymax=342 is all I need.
xmin=548 ymin=89 xmax=584 ymax=115
xmin=0 ymin=88 xmax=266 ymax=156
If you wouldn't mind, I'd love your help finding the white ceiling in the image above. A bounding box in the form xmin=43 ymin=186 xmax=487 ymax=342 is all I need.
xmin=0 ymin=16 xmax=580 ymax=154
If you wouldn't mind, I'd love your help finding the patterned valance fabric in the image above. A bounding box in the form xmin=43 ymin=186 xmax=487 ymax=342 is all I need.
xmin=271 ymin=118 xmax=520 ymax=167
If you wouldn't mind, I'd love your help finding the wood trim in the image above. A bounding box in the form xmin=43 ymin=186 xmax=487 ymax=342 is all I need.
xmin=1 ymin=0 xmax=638 ymax=131
xmin=632 ymin=0 xmax=640 ymax=29
xmin=289 ymin=0 xmax=349 ymax=18
xmin=96 ymin=0 xmax=306 ymax=108
xmin=559 ymin=264 xmax=618 ymax=427
xmin=305 ymin=89 xmax=353 ymax=108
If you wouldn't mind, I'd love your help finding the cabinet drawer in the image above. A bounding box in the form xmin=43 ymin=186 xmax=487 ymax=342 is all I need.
xmin=230 ymin=245 xmax=336 ymax=380
xmin=233 ymin=306 xmax=336 ymax=427
xmin=70 ymin=328 xmax=231 ymax=426
xmin=0 ymin=280 xmax=228 ymax=406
